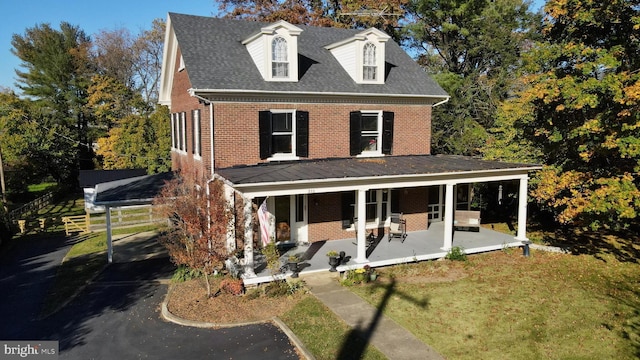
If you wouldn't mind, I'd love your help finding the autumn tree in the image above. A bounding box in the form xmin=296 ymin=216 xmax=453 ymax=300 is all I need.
xmin=485 ymin=0 xmax=640 ymax=229
xmin=153 ymin=167 xmax=233 ymax=296
xmin=406 ymin=0 xmax=540 ymax=155
xmin=218 ymin=0 xmax=409 ymax=40
xmin=95 ymin=105 xmax=171 ymax=173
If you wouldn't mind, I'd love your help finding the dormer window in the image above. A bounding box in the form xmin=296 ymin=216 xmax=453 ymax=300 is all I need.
xmin=326 ymin=28 xmax=390 ymax=85
xmin=242 ymin=20 xmax=302 ymax=82
xmin=363 ymin=43 xmax=377 ymax=81
xmin=272 ymin=37 xmax=289 ymax=78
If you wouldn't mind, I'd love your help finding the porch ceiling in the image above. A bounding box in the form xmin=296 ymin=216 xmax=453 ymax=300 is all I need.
xmin=217 ymin=155 xmax=541 ymax=196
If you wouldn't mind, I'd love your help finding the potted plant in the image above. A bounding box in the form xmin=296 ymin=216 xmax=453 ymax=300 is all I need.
xmin=287 ymin=254 xmax=301 ymax=278
xmin=327 ymin=250 xmax=340 ymax=272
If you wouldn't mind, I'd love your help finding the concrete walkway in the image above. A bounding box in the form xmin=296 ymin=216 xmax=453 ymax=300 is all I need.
xmin=302 ymin=273 xmax=445 ymax=360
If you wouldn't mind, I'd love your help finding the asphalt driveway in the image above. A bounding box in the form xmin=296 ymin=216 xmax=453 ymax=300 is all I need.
xmin=0 ymin=234 xmax=301 ymax=360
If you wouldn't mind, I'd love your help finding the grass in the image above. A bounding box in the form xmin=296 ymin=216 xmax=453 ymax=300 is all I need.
xmin=348 ymin=249 xmax=640 ymax=359
xmin=280 ymin=296 xmax=387 ymax=360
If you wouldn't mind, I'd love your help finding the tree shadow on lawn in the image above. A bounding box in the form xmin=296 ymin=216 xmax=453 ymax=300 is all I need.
xmin=335 ymin=278 xmax=429 ymax=360
xmin=533 ymin=223 xmax=640 ymax=264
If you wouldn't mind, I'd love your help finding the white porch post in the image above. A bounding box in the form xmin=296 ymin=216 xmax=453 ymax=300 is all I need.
xmin=442 ymin=183 xmax=455 ymax=251
xmin=355 ymin=189 xmax=367 ymax=263
xmin=106 ymin=206 xmax=113 ymax=263
xmin=242 ymin=199 xmax=256 ymax=277
xmin=225 ymin=185 xmax=236 ymax=253
xmin=516 ymin=175 xmax=530 ymax=241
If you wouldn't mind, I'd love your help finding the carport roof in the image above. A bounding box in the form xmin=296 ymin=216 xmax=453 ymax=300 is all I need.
xmin=217 ymin=155 xmax=541 ymax=185
xmin=93 ymin=171 xmax=176 ymax=206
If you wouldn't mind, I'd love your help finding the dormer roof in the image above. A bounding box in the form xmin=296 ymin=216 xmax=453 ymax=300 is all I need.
xmin=159 ymin=13 xmax=449 ymax=106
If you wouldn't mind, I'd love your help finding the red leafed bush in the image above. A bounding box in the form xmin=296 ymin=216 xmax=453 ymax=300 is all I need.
xmin=220 ymin=278 xmax=245 ymax=296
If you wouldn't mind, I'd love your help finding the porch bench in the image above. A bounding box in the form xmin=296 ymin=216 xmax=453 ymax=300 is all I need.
xmin=454 ymin=210 xmax=481 ymax=230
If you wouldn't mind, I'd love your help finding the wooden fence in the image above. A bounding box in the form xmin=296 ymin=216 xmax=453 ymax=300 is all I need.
xmin=9 ymin=191 xmax=54 ymax=221
xmin=88 ymin=205 xmax=166 ymax=232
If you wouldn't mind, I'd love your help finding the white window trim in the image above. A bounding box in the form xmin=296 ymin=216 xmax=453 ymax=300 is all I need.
xmin=193 ymin=109 xmax=202 ymax=160
xmin=357 ymin=110 xmax=383 ymax=158
xmin=170 ymin=113 xmax=177 ymax=150
xmin=268 ymin=109 xmax=299 ymax=161
xmin=363 ymin=42 xmax=377 ymax=82
xmin=271 ymin=36 xmax=289 ymax=79
xmin=179 ymin=112 xmax=187 ymax=154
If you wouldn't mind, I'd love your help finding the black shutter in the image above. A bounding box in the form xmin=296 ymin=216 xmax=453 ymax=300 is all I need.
xmin=341 ymin=191 xmax=355 ymax=229
xmin=296 ymin=110 xmax=309 ymax=158
xmin=382 ymin=111 xmax=394 ymax=155
xmin=349 ymin=111 xmax=361 ymax=156
xmin=259 ymin=111 xmax=272 ymax=160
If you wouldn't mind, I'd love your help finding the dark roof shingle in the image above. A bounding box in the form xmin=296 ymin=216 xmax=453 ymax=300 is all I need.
xmin=169 ymin=13 xmax=448 ymax=98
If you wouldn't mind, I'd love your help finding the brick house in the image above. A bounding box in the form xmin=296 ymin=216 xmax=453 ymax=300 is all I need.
xmin=159 ymin=13 xmax=540 ymax=278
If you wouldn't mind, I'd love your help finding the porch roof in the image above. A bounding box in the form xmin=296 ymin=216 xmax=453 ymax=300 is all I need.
xmin=217 ymin=155 xmax=541 ymax=195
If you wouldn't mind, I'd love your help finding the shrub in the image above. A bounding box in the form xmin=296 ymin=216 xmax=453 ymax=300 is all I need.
xmin=220 ymin=278 xmax=245 ymax=296
xmin=171 ymin=265 xmax=203 ymax=282
xmin=445 ymin=246 xmax=467 ymax=261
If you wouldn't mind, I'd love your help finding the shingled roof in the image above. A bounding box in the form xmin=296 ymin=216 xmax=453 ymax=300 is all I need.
xmin=167 ymin=13 xmax=448 ymax=99
xmin=217 ymin=155 xmax=541 ymax=186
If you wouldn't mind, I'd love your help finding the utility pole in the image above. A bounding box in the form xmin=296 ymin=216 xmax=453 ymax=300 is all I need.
xmin=0 ymin=145 xmax=6 ymax=208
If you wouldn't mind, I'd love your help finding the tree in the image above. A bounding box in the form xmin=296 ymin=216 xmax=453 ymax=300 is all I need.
xmin=485 ymin=0 xmax=640 ymax=229
xmin=11 ymin=22 xmax=95 ymax=183
xmin=94 ymin=105 xmax=171 ymax=173
xmin=218 ymin=0 xmax=409 ymax=41
xmin=153 ymin=167 xmax=233 ymax=297
xmin=405 ymin=0 xmax=540 ymax=155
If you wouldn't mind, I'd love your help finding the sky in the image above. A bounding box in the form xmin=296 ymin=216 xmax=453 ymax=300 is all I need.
xmin=0 ymin=0 xmax=217 ymax=91
xmin=0 ymin=0 xmax=547 ymax=92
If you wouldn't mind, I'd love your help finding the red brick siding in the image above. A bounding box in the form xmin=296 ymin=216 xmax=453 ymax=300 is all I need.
xmin=211 ymin=103 xmax=432 ymax=169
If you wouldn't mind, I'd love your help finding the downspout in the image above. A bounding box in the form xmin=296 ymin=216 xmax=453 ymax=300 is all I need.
xmin=433 ymin=97 xmax=450 ymax=107
xmin=189 ymin=91 xmax=215 ymax=176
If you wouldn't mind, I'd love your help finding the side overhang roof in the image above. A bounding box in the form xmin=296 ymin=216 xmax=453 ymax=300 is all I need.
xmin=93 ymin=172 xmax=176 ymax=207
xmin=217 ymin=155 xmax=542 ymax=198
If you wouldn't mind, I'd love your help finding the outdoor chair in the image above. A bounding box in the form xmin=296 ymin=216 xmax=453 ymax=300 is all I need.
xmin=388 ymin=213 xmax=407 ymax=242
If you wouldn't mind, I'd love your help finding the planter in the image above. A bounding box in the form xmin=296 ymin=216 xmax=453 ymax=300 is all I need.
xmin=328 ymin=256 xmax=340 ymax=272
xmin=288 ymin=261 xmax=299 ymax=278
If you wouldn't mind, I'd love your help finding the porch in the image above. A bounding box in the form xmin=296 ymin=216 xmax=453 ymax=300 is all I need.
xmin=243 ymin=221 xmax=523 ymax=285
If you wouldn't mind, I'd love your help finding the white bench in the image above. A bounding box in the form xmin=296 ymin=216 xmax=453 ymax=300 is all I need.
xmin=454 ymin=210 xmax=481 ymax=230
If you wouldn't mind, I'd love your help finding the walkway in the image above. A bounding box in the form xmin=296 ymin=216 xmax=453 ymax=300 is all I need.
xmin=302 ymin=273 xmax=445 ymax=360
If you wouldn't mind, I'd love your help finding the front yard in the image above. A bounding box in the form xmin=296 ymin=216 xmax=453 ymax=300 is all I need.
xmin=348 ymin=248 xmax=640 ymax=359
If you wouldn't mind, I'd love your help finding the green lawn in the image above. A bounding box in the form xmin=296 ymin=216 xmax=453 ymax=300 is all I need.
xmin=348 ymin=249 xmax=640 ymax=359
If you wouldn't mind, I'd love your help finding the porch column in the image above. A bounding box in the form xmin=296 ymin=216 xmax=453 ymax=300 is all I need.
xmin=242 ymin=199 xmax=256 ymax=278
xmin=442 ymin=183 xmax=455 ymax=251
xmin=225 ymin=185 xmax=236 ymax=253
xmin=355 ymin=189 xmax=367 ymax=263
xmin=106 ymin=206 xmax=113 ymax=263
xmin=515 ymin=175 xmax=529 ymax=241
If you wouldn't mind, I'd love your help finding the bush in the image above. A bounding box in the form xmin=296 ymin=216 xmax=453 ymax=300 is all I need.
xmin=220 ymin=278 xmax=245 ymax=296
xmin=0 ymin=204 xmax=13 ymax=243
xmin=171 ymin=265 xmax=203 ymax=282
xmin=445 ymin=246 xmax=467 ymax=261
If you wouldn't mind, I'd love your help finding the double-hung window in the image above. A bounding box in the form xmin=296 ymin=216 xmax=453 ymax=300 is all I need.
xmin=363 ymin=43 xmax=377 ymax=81
xmin=171 ymin=112 xmax=187 ymax=153
xmin=350 ymin=111 xmax=394 ymax=156
xmin=259 ymin=110 xmax=309 ymax=160
xmin=272 ymin=37 xmax=289 ymax=78
xmin=342 ymin=190 xmax=390 ymax=228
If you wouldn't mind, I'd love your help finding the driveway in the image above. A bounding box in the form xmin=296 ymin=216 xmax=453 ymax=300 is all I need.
xmin=0 ymin=234 xmax=301 ymax=360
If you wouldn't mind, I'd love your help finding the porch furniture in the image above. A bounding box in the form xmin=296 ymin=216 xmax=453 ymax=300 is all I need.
xmin=388 ymin=213 xmax=407 ymax=242
xmin=454 ymin=210 xmax=481 ymax=230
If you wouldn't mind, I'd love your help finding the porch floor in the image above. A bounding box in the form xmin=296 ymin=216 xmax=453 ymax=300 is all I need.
xmin=244 ymin=221 xmax=524 ymax=285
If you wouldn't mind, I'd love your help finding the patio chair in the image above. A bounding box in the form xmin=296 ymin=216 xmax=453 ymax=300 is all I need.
xmin=388 ymin=213 xmax=407 ymax=242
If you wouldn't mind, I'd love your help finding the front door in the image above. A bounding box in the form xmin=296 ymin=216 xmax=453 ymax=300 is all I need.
xmin=270 ymin=195 xmax=307 ymax=244
xmin=291 ymin=194 xmax=308 ymax=243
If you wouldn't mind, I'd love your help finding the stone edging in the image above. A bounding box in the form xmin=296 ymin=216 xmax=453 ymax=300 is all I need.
xmin=529 ymin=243 xmax=570 ymax=254
xmin=160 ymin=287 xmax=316 ymax=360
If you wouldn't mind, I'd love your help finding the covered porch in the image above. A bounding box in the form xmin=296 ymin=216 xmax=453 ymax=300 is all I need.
xmin=244 ymin=221 xmax=522 ymax=285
